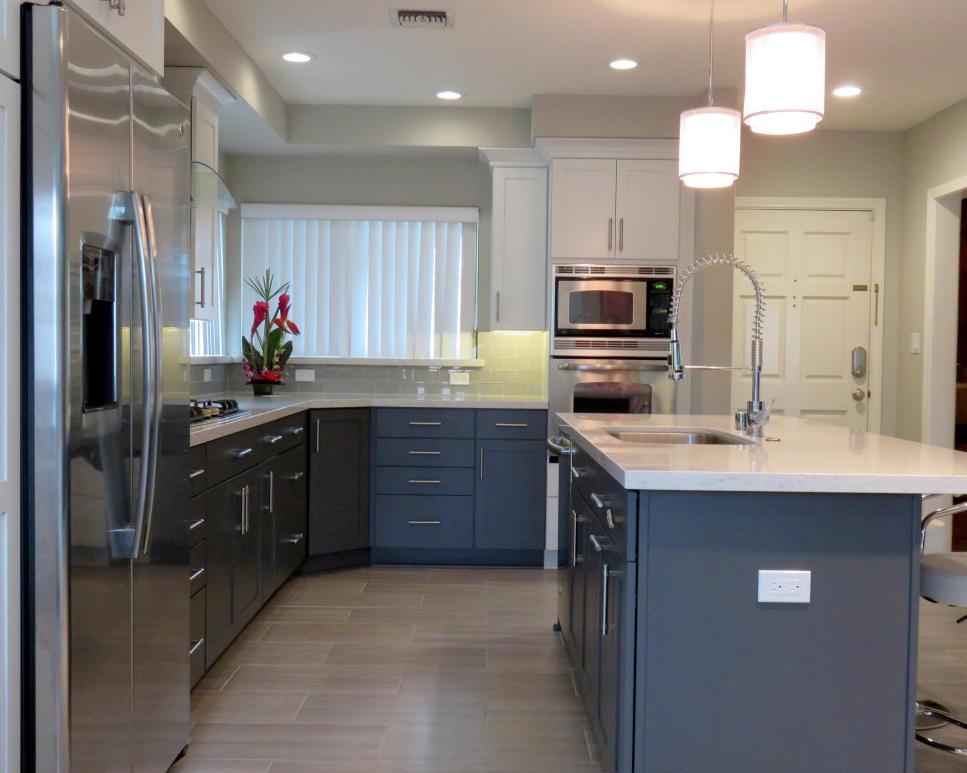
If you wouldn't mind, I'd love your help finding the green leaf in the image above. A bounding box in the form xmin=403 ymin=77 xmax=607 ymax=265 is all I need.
xmin=265 ymin=326 xmax=285 ymax=369
xmin=277 ymin=340 xmax=293 ymax=370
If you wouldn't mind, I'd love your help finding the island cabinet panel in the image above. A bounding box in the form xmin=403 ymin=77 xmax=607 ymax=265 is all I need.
xmin=634 ymin=491 xmax=921 ymax=773
xmin=308 ymin=409 xmax=371 ymax=557
xmin=474 ymin=439 xmax=547 ymax=550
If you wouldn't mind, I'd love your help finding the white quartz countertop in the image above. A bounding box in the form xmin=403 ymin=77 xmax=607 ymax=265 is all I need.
xmin=190 ymin=393 xmax=548 ymax=446
xmin=559 ymin=412 xmax=967 ymax=494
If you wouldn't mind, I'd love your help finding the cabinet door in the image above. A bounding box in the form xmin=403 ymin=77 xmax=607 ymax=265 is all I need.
xmin=491 ymin=166 xmax=548 ymax=331
xmin=255 ymin=459 xmax=278 ymax=601
xmin=549 ymin=159 xmax=616 ymax=260
xmin=615 ymin=159 xmax=680 ymax=261
xmin=275 ymin=445 xmax=308 ymax=584
xmin=65 ymin=0 xmax=164 ymax=75
xmin=191 ymin=95 xmax=220 ymax=321
xmin=474 ymin=439 xmax=546 ymax=550
xmin=565 ymin=500 xmax=591 ymax=664
xmin=582 ymin=519 xmax=604 ymax=707
xmin=598 ymin=550 xmax=626 ymax=771
xmin=204 ymin=476 xmax=242 ymax=666
xmin=308 ymin=410 xmax=371 ymax=555
xmin=232 ymin=474 xmax=261 ymax=623
xmin=0 ymin=0 xmax=19 ymax=78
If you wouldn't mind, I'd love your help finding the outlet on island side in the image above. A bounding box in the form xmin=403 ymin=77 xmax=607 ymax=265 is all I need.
xmin=757 ymin=570 xmax=811 ymax=604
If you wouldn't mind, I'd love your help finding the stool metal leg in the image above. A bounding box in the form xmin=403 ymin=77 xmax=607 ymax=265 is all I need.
xmin=916 ymin=701 xmax=967 ymax=756
xmin=918 ymin=700 xmax=953 ymax=732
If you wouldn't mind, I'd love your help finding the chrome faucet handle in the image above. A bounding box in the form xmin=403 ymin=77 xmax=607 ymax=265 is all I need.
xmin=747 ymin=399 xmax=774 ymax=436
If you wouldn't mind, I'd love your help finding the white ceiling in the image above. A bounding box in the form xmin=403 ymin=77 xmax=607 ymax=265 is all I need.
xmin=204 ymin=0 xmax=967 ymax=132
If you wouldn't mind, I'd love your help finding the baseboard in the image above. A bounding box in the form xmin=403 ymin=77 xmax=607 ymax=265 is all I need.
xmin=370 ymin=547 xmax=544 ymax=567
xmin=298 ymin=548 xmax=372 ymax=574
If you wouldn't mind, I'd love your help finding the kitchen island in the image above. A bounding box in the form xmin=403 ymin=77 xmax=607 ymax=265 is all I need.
xmin=556 ymin=412 xmax=967 ymax=773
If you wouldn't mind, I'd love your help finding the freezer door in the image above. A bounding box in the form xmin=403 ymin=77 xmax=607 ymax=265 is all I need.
xmin=131 ymin=64 xmax=192 ymax=771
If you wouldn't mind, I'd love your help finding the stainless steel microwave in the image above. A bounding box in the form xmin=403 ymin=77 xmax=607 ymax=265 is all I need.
xmin=551 ymin=263 xmax=675 ymax=358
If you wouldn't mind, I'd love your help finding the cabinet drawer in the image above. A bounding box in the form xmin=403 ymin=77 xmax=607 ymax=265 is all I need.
xmin=573 ymin=446 xmax=635 ymax=561
xmin=189 ymin=495 xmax=206 ymax=546
xmin=375 ymin=437 xmax=474 ymax=468
xmin=376 ymin=408 xmax=474 ymax=439
xmin=271 ymin=413 xmax=308 ymax=452
xmin=189 ymin=445 xmax=207 ymax=496
xmin=375 ymin=467 xmax=475 ymax=496
xmin=189 ymin=588 xmax=206 ymax=688
xmin=189 ymin=540 xmax=207 ymax=595
xmin=475 ymin=409 xmax=547 ymax=440
xmin=373 ymin=495 xmax=474 ymax=548
xmin=206 ymin=428 xmax=270 ymax=486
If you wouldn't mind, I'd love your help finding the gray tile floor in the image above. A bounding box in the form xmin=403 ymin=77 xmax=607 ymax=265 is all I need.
xmin=173 ymin=567 xmax=967 ymax=771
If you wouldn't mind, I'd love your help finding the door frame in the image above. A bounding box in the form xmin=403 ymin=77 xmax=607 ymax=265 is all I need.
xmin=734 ymin=196 xmax=887 ymax=433
xmin=921 ymin=175 xmax=967 ymax=448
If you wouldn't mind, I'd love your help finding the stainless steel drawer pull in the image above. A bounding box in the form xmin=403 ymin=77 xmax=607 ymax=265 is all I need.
xmin=409 ymin=421 xmax=443 ymax=427
xmin=233 ymin=447 xmax=253 ymax=460
xmin=495 ymin=422 xmax=528 ymax=428
xmin=601 ymin=563 xmax=610 ymax=637
xmin=189 ymin=567 xmax=206 ymax=583
xmin=288 ymin=471 xmax=305 ymax=482
xmin=188 ymin=638 xmax=205 ymax=656
xmin=589 ymin=533 xmax=606 ymax=552
xmin=590 ymin=493 xmax=617 ymax=529
xmin=408 ymin=479 xmax=441 ymax=485
xmin=283 ymin=533 xmax=305 ymax=544
xmin=264 ymin=434 xmax=284 ymax=445
xmin=194 ymin=266 xmax=205 ymax=308
xmin=408 ymin=450 xmax=442 ymax=456
xmin=571 ymin=466 xmax=586 ymax=480
xmin=287 ymin=426 xmax=305 ymax=435
xmin=189 ymin=518 xmax=205 ymax=531
xmin=408 ymin=520 xmax=442 ymax=525
xmin=189 ymin=468 xmax=206 ymax=480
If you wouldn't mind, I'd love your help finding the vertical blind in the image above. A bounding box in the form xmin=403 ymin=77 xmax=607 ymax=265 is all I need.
xmin=240 ymin=205 xmax=478 ymax=359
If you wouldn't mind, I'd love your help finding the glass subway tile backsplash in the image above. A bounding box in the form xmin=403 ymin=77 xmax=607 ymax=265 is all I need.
xmin=189 ymin=331 xmax=548 ymax=400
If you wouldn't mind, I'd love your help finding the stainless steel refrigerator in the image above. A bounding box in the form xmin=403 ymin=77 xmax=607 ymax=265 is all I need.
xmin=24 ymin=4 xmax=191 ymax=770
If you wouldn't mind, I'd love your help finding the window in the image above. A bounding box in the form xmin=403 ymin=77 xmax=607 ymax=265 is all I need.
xmin=240 ymin=205 xmax=478 ymax=360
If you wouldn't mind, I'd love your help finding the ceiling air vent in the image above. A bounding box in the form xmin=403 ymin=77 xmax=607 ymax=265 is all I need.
xmin=393 ymin=9 xmax=451 ymax=28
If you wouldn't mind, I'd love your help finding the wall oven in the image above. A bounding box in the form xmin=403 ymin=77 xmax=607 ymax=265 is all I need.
xmin=551 ymin=262 xmax=675 ymax=358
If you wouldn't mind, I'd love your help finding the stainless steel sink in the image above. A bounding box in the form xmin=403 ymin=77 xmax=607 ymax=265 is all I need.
xmin=604 ymin=427 xmax=753 ymax=446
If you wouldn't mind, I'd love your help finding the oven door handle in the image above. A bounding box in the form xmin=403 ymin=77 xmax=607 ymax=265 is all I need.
xmin=556 ymin=362 xmax=669 ymax=372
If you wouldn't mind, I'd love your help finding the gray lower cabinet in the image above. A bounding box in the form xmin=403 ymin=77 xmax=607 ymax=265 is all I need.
xmin=308 ymin=409 xmax=370 ymax=557
xmin=475 ymin=438 xmax=546 ymax=549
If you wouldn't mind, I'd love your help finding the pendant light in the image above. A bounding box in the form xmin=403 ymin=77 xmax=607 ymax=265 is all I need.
xmin=743 ymin=0 xmax=825 ymax=135
xmin=679 ymin=0 xmax=741 ymax=189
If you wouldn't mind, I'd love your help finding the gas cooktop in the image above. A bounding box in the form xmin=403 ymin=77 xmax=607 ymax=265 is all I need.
xmin=189 ymin=398 xmax=249 ymax=424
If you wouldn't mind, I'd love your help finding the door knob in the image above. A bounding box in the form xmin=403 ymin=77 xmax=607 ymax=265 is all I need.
xmin=852 ymin=388 xmax=865 ymax=402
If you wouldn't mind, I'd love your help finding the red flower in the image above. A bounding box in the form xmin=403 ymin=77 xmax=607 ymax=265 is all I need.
xmin=278 ymin=293 xmax=290 ymax=319
xmin=273 ymin=292 xmax=301 ymax=336
xmin=257 ymin=369 xmax=282 ymax=382
xmin=286 ymin=319 xmax=300 ymax=335
xmin=251 ymin=301 xmax=270 ymax=338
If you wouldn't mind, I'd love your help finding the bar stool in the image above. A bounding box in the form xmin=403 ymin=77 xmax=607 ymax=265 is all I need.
xmin=917 ymin=500 xmax=967 ymax=755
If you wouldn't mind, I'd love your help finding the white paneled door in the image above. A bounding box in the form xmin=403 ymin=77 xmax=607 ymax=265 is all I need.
xmin=732 ymin=208 xmax=875 ymax=431
xmin=0 ymin=72 xmax=19 ymax=773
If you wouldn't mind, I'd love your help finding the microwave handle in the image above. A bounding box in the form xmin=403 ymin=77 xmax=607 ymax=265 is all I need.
xmin=557 ymin=362 xmax=669 ymax=372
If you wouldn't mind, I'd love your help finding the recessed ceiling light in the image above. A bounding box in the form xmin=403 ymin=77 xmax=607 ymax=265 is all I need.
xmin=609 ymin=58 xmax=638 ymax=70
xmin=281 ymin=51 xmax=314 ymax=64
xmin=832 ymin=84 xmax=862 ymax=98
xmin=436 ymin=90 xmax=462 ymax=100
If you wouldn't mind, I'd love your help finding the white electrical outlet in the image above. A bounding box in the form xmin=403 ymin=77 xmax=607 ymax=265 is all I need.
xmin=910 ymin=332 xmax=921 ymax=355
xmin=757 ymin=570 xmax=811 ymax=604
xmin=449 ymin=371 xmax=470 ymax=386
xmin=202 ymin=368 xmax=212 ymax=383
xmin=294 ymin=369 xmax=316 ymax=382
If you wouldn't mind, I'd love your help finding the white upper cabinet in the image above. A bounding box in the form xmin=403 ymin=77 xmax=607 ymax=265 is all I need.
xmin=191 ymin=92 xmax=220 ymax=323
xmin=490 ymin=166 xmax=548 ymax=331
xmin=0 ymin=0 xmax=19 ymax=79
xmin=65 ymin=0 xmax=164 ymax=75
xmin=549 ymin=156 xmax=682 ymax=262
xmin=615 ymin=159 xmax=680 ymax=261
xmin=549 ymin=158 xmax=617 ymax=260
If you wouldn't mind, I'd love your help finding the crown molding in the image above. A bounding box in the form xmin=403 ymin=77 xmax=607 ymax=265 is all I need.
xmin=478 ymin=147 xmax=546 ymax=167
xmin=534 ymin=137 xmax=679 ymax=162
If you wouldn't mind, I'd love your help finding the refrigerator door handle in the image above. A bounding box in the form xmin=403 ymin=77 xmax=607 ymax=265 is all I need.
xmin=138 ymin=194 xmax=163 ymax=557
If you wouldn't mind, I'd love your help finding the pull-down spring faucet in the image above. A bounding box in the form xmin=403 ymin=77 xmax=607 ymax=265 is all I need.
xmin=668 ymin=253 xmax=770 ymax=436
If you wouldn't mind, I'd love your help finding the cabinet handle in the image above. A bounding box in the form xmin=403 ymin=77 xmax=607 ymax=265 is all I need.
xmin=601 ymin=562 xmax=610 ymax=637
xmin=107 ymin=0 xmax=126 ymax=17
xmin=408 ymin=450 xmax=442 ymax=456
xmin=496 ymin=290 xmax=501 ymax=323
xmin=188 ymin=518 xmax=205 ymax=532
xmin=315 ymin=418 xmax=321 ymax=453
xmin=495 ymin=422 xmax=528 ymax=428
xmin=287 ymin=471 xmax=305 ymax=482
xmin=288 ymin=426 xmax=305 ymax=435
xmin=264 ymin=434 xmax=284 ymax=445
xmin=189 ymin=468 xmax=206 ymax=480
xmin=571 ymin=466 xmax=586 ymax=480
xmin=241 ymin=484 xmax=249 ymax=535
xmin=480 ymin=447 xmax=485 ymax=480
xmin=283 ymin=533 xmax=305 ymax=544
xmin=619 ymin=218 xmax=624 ymax=251
xmin=608 ymin=217 xmax=614 ymax=251
xmin=590 ymin=493 xmax=616 ymax=529
xmin=233 ymin=447 xmax=253 ymax=460
xmin=408 ymin=479 xmax=441 ymax=485
xmin=408 ymin=520 xmax=442 ymax=526
xmin=589 ymin=533 xmax=606 ymax=552
xmin=188 ymin=638 xmax=205 ymax=656
xmin=409 ymin=421 xmax=442 ymax=427
xmin=189 ymin=567 xmax=206 ymax=583
xmin=268 ymin=470 xmax=274 ymax=514
xmin=194 ymin=266 xmax=205 ymax=308
xmin=570 ymin=509 xmax=578 ymax=567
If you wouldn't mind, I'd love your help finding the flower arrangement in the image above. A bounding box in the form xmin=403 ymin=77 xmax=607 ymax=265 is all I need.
xmin=241 ymin=269 xmax=301 ymax=395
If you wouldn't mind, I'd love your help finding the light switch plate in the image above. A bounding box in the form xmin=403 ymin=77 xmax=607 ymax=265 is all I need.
xmin=757 ymin=570 xmax=811 ymax=604
xmin=294 ymin=369 xmax=315 ymax=382
xmin=910 ymin=332 xmax=921 ymax=355
xmin=449 ymin=371 xmax=470 ymax=386
xmin=202 ymin=368 xmax=212 ymax=383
